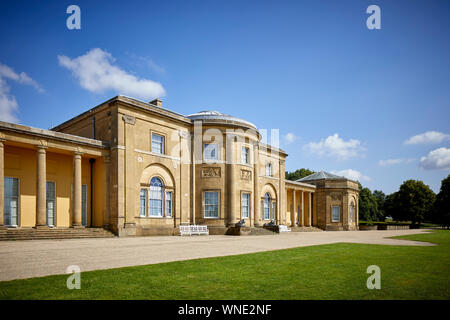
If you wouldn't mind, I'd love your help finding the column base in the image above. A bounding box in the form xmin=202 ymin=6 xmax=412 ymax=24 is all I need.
xmin=72 ymin=225 xmax=85 ymax=229
xmin=34 ymin=225 xmax=50 ymax=229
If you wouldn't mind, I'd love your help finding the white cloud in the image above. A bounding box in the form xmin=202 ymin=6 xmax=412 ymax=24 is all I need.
xmin=0 ymin=63 xmax=43 ymax=123
xmin=332 ymin=169 xmax=371 ymax=182
xmin=378 ymin=158 xmax=415 ymax=166
xmin=283 ymin=132 xmax=297 ymax=144
xmin=404 ymin=131 xmax=450 ymax=145
xmin=419 ymin=147 xmax=450 ymax=170
xmin=58 ymin=48 xmax=165 ymax=100
xmin=304 ymin=133 xmax=365 ymax=160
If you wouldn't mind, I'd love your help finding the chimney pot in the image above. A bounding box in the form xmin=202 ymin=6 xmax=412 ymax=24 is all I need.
xmin=149 ymin=98 xmax=162 ymax=107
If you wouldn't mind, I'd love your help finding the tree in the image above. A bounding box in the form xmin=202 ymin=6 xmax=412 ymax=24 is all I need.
xmin=432 ymin=175 xmax=450 ymax=229
xmin=359 ymin=187 xmax=380 ymax=221
xmin=392 ymin=180 xmax=436 ymax=225
xmin=285 ymin=168 xmax=315 ymax=181
xmin=373 ymin=190 xmax=386 ymax=219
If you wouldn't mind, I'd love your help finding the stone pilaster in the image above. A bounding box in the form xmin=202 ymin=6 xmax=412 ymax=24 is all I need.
xmin=103 ymin=155 xmax=111 ymax=228
xmin=308 ymin=192 xmax=312 ymax=227
xmin=253 ymin=142 xmax=260 ymax=227
xmin=291 ymin=189 xmax=296 ymax=227
xmin=300 ymin=190 xmax=304 ymax=226
xmin=0 ymin=139 xmax=4 ymax=229
xmin=35 ymin=146 xmax=47 ymax=228
xmin=72 ymin=152 xmax=83 ymax=227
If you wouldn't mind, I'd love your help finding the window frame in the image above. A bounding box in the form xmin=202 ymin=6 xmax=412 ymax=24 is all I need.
xmin=331 ymin=206 xmax=340 ymax=222
xmin=266 ymin=162 xmax=272 ymax=177
xmin=4 ymin=176 xmax=20 ymax=227
xmin=241 ymin=192 xmax=251 ymax=219
xmin=263 ymin=193 xmax=271 ymax=220
xmin=46 ymin=181 xmax=56 ymax=227
xmin=151 ymin=132 xmax=165 ymax=155
xmin=166 ymin=191 xmax=173 ymax=217
xmin=203 ymin=143 xmax=219 ymax=161
xmin=203 ymin=190 xmax=220 ymax=219
xmin=139 ymin=176 xmax=174 ymax=219
xmin=241 ymin=146 xmax=250 ymax=165
xmin=149 ymin=177 xmax=164 ymax=217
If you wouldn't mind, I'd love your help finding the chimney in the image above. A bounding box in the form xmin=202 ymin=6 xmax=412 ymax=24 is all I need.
xmin=149 ymin=98 xmax=162 ymax=107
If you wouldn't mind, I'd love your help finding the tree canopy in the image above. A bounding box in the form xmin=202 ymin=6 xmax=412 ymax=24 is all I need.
xmin=285 ymin=168 xmax=315 ymax=181
xmin=432 ymin=174 xmax=450 ymax=228
xmin=385 ymin=180 xmax=435 ymax=225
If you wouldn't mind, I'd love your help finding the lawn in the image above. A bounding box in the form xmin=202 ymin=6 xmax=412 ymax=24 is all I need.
xmin=0 ymin=230 xmax=449 ymax=300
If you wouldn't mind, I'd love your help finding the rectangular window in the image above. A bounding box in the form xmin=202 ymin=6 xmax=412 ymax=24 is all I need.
xmin=332 ymin=206 xmax=340 ymax=222
xmin=204 ymin=143 xmax=218 ymax=161
xmin=264 ymin=200 xmax=270 ymax=220
xmin=166 ymin=191 xmax=172 ymax=217
xmin=46 ymin=181 xmax=56 ymax=226
xmin=152 ymin=133 xmax=164 ymax=154
xmin=241 ymin=193 xmax=250 ymax=219
xmin=260 ymin=200 xmax=264 ymax=220
xmin=149 ymin=186 xmax=163 ymax=217
xmin=4 ymin=177 xmax=19 ymax=226
xmin=241 ymin=147 xmax=249 ymax=165
xmin=266 ymin=163 xmax=272 ymax=177
xmin=140 ymin=189 xmax=147 ymax=217
xmin=272 ymin=202 xmax=276 ymax=220
xmin=204 ymin=191 xmax=219 ymax=218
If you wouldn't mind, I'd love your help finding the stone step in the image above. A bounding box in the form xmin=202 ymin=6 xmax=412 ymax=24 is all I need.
xmin=290 ymin=226 xmax=323 ymax=232
xmin=0 ymin=227 xmax=115 ymax=241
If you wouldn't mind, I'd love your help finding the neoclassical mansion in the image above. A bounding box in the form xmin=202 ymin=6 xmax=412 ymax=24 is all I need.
xmin=0 ymin=96 xmax=359 ymax=236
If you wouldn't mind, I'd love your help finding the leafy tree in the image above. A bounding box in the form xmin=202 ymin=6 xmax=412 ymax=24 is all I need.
xmin=359 ymin=187 xmax=380 ymax=221
xmin=373 ymin=190 xmax=386 ymax=219
xmin=285 ymin=168 xmax=315 ymax=181
xmin=391 ymin=180 xmax=436 ymax=225
xmin=384 ymin=192 xmax=399 ymax=220
xmin=432 ymin=175 xmax=450 ymax=229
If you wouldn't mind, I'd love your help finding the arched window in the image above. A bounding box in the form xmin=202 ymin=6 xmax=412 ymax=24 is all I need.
xmin=350 ymin=201 xmax=355 ymax=222
xmin=264 ymin=193 xmax=271 ymax=220
xmin=149 ymin=177 xmax=164 ymax=217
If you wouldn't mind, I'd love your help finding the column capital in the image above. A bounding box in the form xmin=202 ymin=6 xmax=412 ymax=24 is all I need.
xmin=36 ymin=145 xmax=48 ymax=151
xmin=74 ymin=151 xmax=83 ymax=156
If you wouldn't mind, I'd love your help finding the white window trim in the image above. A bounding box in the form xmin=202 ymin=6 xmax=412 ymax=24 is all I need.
xmin=331 ymin=206 xmax=340 ymax=222
xmin=4 ymin=176 xmax=20 ymax=227
xmin=203 ymin=191 xmax=220 ymax=219
xmin=151 ymin=133 xmax=165 ymax=155
xmin=241 ymin=192 xmax=250 ymax=219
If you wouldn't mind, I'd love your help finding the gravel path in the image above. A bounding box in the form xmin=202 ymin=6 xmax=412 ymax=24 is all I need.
xmin=0 ymin=229 xmax=435 ymax=281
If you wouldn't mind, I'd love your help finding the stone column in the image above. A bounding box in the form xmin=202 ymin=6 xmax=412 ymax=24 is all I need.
xmin=103 ymin=155 xmax=111 ymax=228
xmin=35 ymin=146 xmax=47 ymax=228
xmin=0 ymin=140 xmax=4 ymax=228
xmin=291 ymin=189 xmax=296 ymax=227
xmin=308 ymin=192 xmax=312 ymax=227
xmin=228 ymin=134 xmax=236 ymax=226
xmin=300 ymin=190 xmax=304 ymax=226
xmin=72 ymin=152 xmax=83 ymax=227
xmin=253 ymin=142 xmax=260 ymax=227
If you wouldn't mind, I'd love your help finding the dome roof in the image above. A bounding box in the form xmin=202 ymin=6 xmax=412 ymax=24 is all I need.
xmin=187 ymin=110 xmax=257 ymax=129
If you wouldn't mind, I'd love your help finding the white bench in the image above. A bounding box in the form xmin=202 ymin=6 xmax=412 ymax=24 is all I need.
xmin=180 ymin=225 xmax=209 ymax=236
xmin=279 ymin=225 xmax=291 ymax=232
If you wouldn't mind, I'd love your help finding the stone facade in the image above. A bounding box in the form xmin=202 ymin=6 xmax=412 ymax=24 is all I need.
xmin=0 ymin=95 xmax=359 ymax=236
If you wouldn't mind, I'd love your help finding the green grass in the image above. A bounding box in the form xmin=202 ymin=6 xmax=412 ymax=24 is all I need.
xmin=1 ymin=230 xmax=449 ymax=300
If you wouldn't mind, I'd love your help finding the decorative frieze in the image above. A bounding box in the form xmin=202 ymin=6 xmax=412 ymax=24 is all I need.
xmin=201 ymin=167 xmax=221 ymax=178
xmin=240 ymin=169 xmax=252 ymax=181
xmin=330 ymin=193 xmax=342 ymax=201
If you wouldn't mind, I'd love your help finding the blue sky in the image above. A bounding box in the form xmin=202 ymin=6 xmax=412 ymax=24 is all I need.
xmin=0 ymin=0 xmax=449 ymax=194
